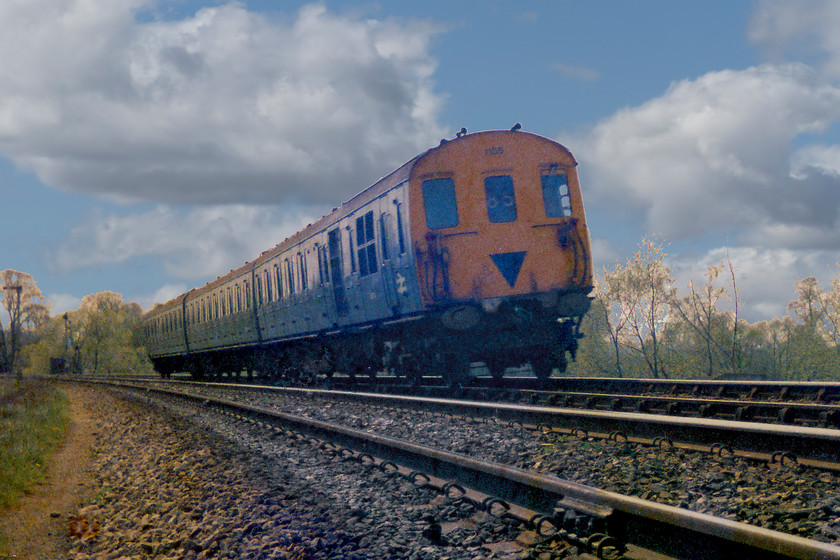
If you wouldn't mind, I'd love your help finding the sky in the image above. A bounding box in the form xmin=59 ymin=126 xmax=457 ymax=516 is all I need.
xmin=3 ymin=0 xmax=840 ymax=323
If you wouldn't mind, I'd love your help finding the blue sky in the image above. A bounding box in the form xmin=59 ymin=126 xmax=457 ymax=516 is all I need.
xmin=3 ymin=0 xmax=840 ymax=322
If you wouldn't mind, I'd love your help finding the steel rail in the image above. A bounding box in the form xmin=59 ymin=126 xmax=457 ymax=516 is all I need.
xmin=538 ymin=390 xmax=840 ymax=427
xmin=113 ymin=382 xmax=840 ymax=560
xmin=241 ymin=386 xmax=840 ymax=467
xmin=73 ymin=375 xmax=840 ymax=467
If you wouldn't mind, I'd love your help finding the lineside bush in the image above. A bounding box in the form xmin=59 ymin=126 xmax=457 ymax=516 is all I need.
xmin=0 ymin=380 xmax=69 ymax=512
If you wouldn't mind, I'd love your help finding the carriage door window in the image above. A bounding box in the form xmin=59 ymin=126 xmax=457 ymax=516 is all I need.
xmin=346 ymin=226 xmax=357 ymax=273
xmin=328 ymin=228 xmax=349 ymax=315
xmin=484 ymin=175 xmax=517 ymax=223
xmin=356 ymin=211 xmax=378 ymax=276
xmin=316 ymin=245 xmax=329 ymax=286
xmin=394 ymin=201 xmax=406 ymax=254
xmin=379 ymin=213 xmax=390 ymax=262
xmin=541 ymin=172 xmax=572 ymax=217
xmin=422 ymin=178 xmax=458 ymax=229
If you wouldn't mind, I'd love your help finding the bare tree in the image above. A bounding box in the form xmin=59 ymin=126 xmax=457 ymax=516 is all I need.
xmin=669 ymin=263 xmax=745 ymax=377
xmin=602 ymin=237 xmax=675 ymax=378
xmin=596 ymin=274 xmax=631 ymax=377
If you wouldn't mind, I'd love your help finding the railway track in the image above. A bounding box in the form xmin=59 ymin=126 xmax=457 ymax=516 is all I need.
xmin=349 ymin=375 xmax=840 ymax=428
xmin=75 ymin=375 xmax=840 ymax=470
xmin=65 ymin=376 xmax=840 ymax=559
xmin=78 ymin=374 xmax=840 ymax=427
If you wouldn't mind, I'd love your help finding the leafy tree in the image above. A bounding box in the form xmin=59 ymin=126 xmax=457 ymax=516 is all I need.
xmin=24 ymin=291 xmax=153 ymax=377
xmin=819 ymin=273 xmax=840 ymax=354
xmin=737 ymin=318 xmax=790 ymax=378
xmin=788 ymin=276 xmax=823 ymax=332
xmin=781 ymin=277 xmax=838 ymax=379
xmin=568 ymin=294 xmax=622 ymax=376
xmin=75 ymin=292 xmax=148 ymax=375
xmin=0 ymin=270 xmax=49 ymax=379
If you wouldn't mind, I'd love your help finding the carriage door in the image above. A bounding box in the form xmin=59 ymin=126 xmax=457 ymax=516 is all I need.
xmin=327 ymin=228 xmax=349 ymax=316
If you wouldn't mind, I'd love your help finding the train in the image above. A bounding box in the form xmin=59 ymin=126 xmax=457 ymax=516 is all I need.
xmin=143 ymin=126 xmax=594 ymax=384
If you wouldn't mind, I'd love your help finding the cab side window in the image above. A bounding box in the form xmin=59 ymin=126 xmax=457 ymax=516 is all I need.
xmin=422 ymin=178 xmax=458 ymax=229
xmin=541 ymin=173 xmax=572 ymax=217
xmin=484 ymin=175 xmax=517 ymax=223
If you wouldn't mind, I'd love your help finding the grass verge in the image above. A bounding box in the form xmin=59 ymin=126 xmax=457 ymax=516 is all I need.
xmin=0 ymin=379 xmax=70 ymax=511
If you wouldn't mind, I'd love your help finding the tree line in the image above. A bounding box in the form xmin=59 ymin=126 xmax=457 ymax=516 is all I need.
xmin=568 ymin=237 xmax=840 ymax=380
xmin=0 ymin=269 xmax=153 ymax=378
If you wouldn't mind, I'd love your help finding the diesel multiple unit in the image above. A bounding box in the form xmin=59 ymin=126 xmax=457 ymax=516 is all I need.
xmin=144 ymin=127 xmax=594 ymax=383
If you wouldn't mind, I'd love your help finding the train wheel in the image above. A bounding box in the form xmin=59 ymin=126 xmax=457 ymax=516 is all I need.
xmin=485 ymin=356 xmax=506 ymax=380
xmin=442 ymin=351 xmax=469 ymax=387
xmin=394 ymin=357 xmax=422 ymax=385
xmin=531 ymin=351 xmax=565 ymax=380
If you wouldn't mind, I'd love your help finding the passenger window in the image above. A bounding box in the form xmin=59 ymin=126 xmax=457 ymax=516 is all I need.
xmin=285 ymin=259 xmax=295 ymax=295
xmin=356 ymin=211 xmax=378 ymax=276
xmin=422 ymin=178 xmax=458 ymax=229
xmin=274 ymin=264 xmax=283 ymax=299
xmin=541 ymin=173 xmax=572 ymax=217
xmin=485 ymin=175 xmax=517 ymax=223
xmin=298 ymin=252 xmax=308 ymax=290
xmin=264 ymin=270 xmax=273 ymax=303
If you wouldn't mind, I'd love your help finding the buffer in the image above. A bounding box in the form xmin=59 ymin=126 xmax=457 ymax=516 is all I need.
xmin=490 ymin=251 xmax=526 ymax=288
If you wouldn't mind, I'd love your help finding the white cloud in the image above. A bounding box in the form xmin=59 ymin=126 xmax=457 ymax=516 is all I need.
xmin=571 ymin=63 xmax=840 ymax=242
xmin=590 ymin=237 xmax=622 ymax=272
xmin=46 ymin=293 xmax=83 ymax=316
xmin=138 ymin=283 xmax=190 ymax=311
xmin=749 ymin=0 xmax=840 ymax=79
xmin=791 ymin=144 xmax=840 ymax=179
xmin=48 ymin=204 xmax=318 ymax=280
xmin=0 ymin=1 xmax=447 ymax=205
xmin=570 ymin=47 xmax=840 ymax=320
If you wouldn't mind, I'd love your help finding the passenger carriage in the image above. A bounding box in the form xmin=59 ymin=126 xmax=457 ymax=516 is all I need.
xmin=144 ymin=127 xmax=593 ymax=383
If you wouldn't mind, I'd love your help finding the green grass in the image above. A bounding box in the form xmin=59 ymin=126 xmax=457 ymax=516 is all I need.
xmin=0 ymin=380 xmax=70 ymax=511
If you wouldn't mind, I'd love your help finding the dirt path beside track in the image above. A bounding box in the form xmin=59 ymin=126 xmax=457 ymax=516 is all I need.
xmin=0 ymin=385 xmax=97 ymax=559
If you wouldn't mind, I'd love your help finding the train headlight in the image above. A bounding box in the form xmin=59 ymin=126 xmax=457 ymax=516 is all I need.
xmin=480 ymin=297 xmax=503 ymax=313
